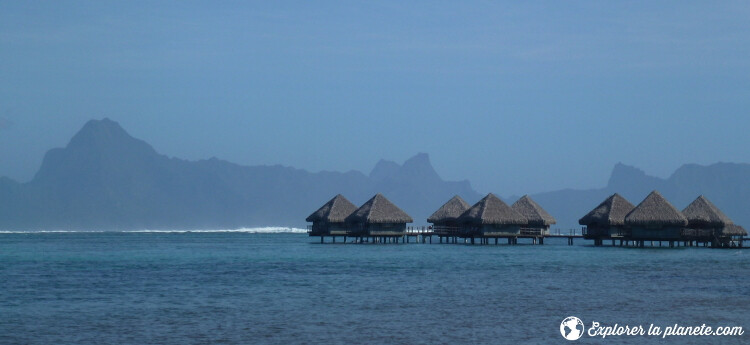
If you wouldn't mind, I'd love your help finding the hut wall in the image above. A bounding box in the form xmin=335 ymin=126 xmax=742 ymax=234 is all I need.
xmin=310 ymin=222 xmax=352 ymax=235
xmin=608 ymin=227 xmax=628 ymax=237
xmin=522 ymin=225 xmax=550 ymax=235
xmin=480 ymin=224 xmax=521 ymax=237
xmin=346 ymin=222 xmax=366 ymax=236
xmin=629 ymin=227 xmax=682 ymax=240
xmin=585 ymin=225 xmax=628 ymax=238
xmin=328 ymin=223 xmax=351 ymax=235
xmin=607 ymin=226 xmax=630 ymax=237
xmin=367 ymin=223 xmax=407 ymax=236
xmin=681 ymin=227 xmax=716 ymax=240
xmin=310 ymin=222 xmax=328 ymax=235
xmin=583 ymin=225 xmax=606 ymax=238
xmin=432 ymin=221 xmax=462 ymax=235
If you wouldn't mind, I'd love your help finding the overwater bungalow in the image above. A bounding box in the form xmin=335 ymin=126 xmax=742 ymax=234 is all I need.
xmin=511 ymin=195 xmax=556 ymax=236
xmin=346 ymin=193 xmax=413 ymax=238
xmin=682 ymin=195 xmax=747 ymax=247
xmin=624 ymin=191 xmax=688 ymax=242
xmin=427 ymin=195 xmax=470 ymax=237
xmin=306 ymin=194 xmax=358 ymax=236
xmin=458 ymin=193 xmax=528 ymax=239
xmin=579 ymin=193 xmax=635 ymax=243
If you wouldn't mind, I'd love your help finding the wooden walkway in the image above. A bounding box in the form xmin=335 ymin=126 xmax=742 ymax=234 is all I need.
xmin=310 ymin=227 xmax=585 ymax=245
xmin=309 ymin=226 xmax=748 ymax=248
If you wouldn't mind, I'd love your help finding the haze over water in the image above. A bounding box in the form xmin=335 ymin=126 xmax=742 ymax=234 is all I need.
xmin=1 ymin=232 xmax=747 ymax=344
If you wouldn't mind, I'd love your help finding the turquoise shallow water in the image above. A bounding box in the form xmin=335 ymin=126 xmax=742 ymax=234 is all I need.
xmin=1 ymin=232 xmax=748 ymax=344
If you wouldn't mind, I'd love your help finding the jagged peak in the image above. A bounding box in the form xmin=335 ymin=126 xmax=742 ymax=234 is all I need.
xmin=610 ymin=162 xmax=647 ymax=177
xmin=33 ymin=118 xmax=160 ymax=182
xmin=69 ymin=118 xmax=127 ymax=144
xmin=607 ymin=162 xmax=662 ymax=189
xmin=399 ymin=153 xmax=441 ymax=180
xmin=369 ymin=159 xmax=401 ymax=180
xmin=403 ymin=152 xmax=431 ymax=166
xmin=64 ymin=118 xmax=156 ymax=154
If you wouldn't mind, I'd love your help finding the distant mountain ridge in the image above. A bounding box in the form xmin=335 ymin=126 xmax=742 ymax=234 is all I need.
xmin=1 ymin=118 xmax=748 ymax=230
xmin=0 ymin=119 xmax=481 ymax=230
xmin=527 ymin=162 xmax=750 ymax=229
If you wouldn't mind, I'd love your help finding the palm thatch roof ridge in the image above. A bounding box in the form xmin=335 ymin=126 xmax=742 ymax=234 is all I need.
xmin=458 ymin=193 xmax=528 ymax=225
xmin=624 ymin=191 xmax=688 ymax=227
xmin=306 ymin=194 xmax=358 ymax=223
xmin=427 ymin=195 xmax=471 ymax=223
xmin=346 ymin=193 xmax=413 ymax=224
xmin=579 ymin=193 xmax=635 ymax=226
xmin=723 ymin=224 xmax=748 ymax=236
xmin=682 ymin=195 xmax=733 ymax=227
xmin=511 ymin=195 xmax=556 ymax=226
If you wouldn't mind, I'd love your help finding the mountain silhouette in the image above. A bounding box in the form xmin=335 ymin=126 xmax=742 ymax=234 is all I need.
xmin=528 ymin=162 xmax=750 ymax=229
xmin=0 ymin=119 xmax=481 ymax=230
xmin=1 ymin=119 xmax=748 ymax=230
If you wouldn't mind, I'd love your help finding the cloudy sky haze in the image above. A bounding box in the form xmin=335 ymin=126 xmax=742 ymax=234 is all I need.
xmin=2 ymin=1 xmax=749 ymax=195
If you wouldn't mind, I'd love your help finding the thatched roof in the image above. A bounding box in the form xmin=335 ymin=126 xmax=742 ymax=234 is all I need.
xmin=579 ymin=193 xmax=635 ymax=226
xmin=722 ymin=224 xmax=748 ymax=236
xmin=346 ymin=193 xmax=413 ymax=224
xmin=458 ymin=193 xmax=527 ymax=225
xmin=305 ymin=194 xmax=358 ymax=223
xmin=682 ymin=195 xmax=733 ymax=228
xmin=427 ymin=195 xmax=471 ymax=223
xmin=624 ymin=191 xmax=688 ymax=227
xmin=511 ymin=195 xmax=556 ymax=226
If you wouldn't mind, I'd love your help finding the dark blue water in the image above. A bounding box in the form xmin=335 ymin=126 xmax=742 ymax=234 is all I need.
xmin=1 ymin=232 xmax=748 ymax=344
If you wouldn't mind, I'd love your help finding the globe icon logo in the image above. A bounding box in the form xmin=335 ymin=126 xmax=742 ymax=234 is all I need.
xmin=560 ymin=316 xmax=584 ymax=340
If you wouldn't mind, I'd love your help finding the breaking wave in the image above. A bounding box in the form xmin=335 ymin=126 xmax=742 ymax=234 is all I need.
xmin=0 ymin=227 xmax=307 ymax=234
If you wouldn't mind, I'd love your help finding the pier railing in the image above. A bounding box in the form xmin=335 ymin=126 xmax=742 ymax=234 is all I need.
xmin=519 ymin=228 xmax=543 ymax=236
xmin=430 ymin=226 xmax=461 ymax=235
xmin=405 ymin=226 xmax=435 ymax=234
xmin=680 ymin=228 xmax=714 ymax=239
xmin=551 ymin=228 xmax=583 ymax=236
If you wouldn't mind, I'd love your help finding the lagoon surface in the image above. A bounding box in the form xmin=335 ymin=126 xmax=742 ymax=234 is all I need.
xmin=1 ymin=231 xmax=748 ymax=344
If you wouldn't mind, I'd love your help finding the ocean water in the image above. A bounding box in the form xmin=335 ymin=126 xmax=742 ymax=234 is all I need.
xmin=1 ymin=231 xmax=748 ymax=344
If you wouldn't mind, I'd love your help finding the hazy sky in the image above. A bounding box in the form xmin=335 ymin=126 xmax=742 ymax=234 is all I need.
xmin=2 ymin=1 xmax=749 ymax=195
